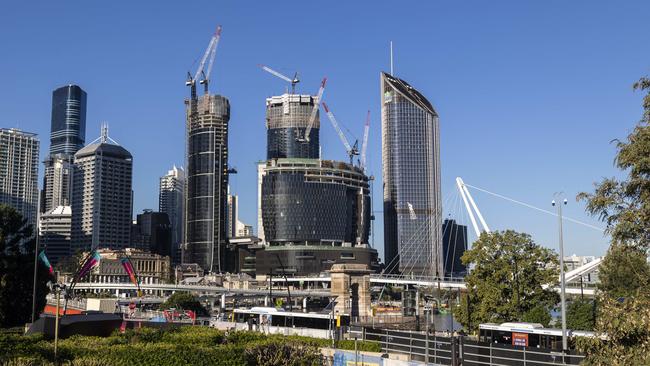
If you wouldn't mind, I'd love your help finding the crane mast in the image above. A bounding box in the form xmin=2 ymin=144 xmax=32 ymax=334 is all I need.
xmin=200 ymin=25 xmax=222 ymax=94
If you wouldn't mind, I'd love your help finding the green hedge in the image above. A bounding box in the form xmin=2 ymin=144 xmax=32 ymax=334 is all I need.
xmin=1 ymin=327 xmax=380 ymax=365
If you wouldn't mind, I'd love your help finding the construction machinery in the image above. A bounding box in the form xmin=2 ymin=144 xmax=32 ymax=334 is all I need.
xmin=186 ymin=25 xmax=222 ymax=96
xmin=360 ymin=111 xmax=370 ymax=171
xmin=259 ymin=65 xmax=300 ymax=94
xmin=300 ymin=77 xmax=327 ymax=143
xmin=321 ymin=102 xmax=359 ymax=164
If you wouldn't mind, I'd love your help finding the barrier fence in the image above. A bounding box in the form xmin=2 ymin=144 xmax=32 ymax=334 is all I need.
xmin=358 ymin=327 xmax=586 ymax=366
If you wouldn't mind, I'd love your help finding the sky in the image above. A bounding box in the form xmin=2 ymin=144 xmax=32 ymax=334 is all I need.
xmin=1 ymin=1 xmax=649 ymax=260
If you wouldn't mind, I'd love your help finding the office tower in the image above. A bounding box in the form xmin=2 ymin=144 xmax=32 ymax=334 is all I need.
xmin=185 ymin=92 xmax=231 ymax=273
xmin=266 ymin=94 xmax=320 ymax=159
xmin=255 ymin=89 xmax=379 ymax=276
xmin=159 ymin=166 xmax=184 ymax=264
xmin=442 ymin=219 xmax=468 ymax=277
xmin=71 ymin=126 xmax=133 ymax=252
xmin=42 ymin=85 xmax=87 ymax=213
xmin=256 ymin=161 xmax=266 ymax=243
xmin=226 ymin=187 xmax=238 ymax=238
xmin=131 ymin=210 xmax=172 ymax=257
xmin=0 ymin=128 xmax=40 ymax=231
xmin=39 ymin=206 xmax=71 ymax=265
xmin=381 ymin=72 xmax=442 ymax=276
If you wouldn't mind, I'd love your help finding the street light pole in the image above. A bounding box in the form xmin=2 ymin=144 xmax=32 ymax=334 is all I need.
xmin=552 ymin=196 xmax=568 ymax=351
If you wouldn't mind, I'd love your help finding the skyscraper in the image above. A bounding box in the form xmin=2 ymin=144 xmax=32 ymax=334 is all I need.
xmin=381 ymin=72 xmax=442 ymax=276
xmin=71 ymin=126 xmax=133 ymax=252
xmin=226 ymin=187 xmax=238 ymax=238
xmin=266 ymin=94 xmax=320 ymax=159
xmin=131 ymin=209 xmax=172 ymax=257
xmin=40 ymin=206 xmax=72 ymax=265
xmin=159 ymin=166 xmax=184 ymax=264
xmin=42 ymin=85 xmax=87 ymax=213
xmin=184 ymin=93 xmax=231 ymax=273
xmin=49 ymin=85 xmax=87 ymax=156
xmin=0 ymin=128 xmax=40 ymax=230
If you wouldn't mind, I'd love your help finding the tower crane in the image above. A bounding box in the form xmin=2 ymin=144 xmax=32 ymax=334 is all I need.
xmin=186 ymin=25 xmax=222 ymax=98
xmin=199 ymin=25 xmax=222 ymax=94
xmin=321 ymin=102 xmax=359 ymax=164
xmin=300 ymin=77 xmax=327 ymax=143
xmin=360 ymin=111 xmax=370 ymax=171
xmin=259 ymin=65 xmax=299 ymax=94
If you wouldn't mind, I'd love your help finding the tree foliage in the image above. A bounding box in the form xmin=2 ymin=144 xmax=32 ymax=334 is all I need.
xmin=453 ymin=230 xmax=559 ymax=331
xmin=0 ymin=204 xmax=50 ymax=327
xmin=597 ymin=243 xmax=650 ymax=299
xmin=160 ymin=292 xmax=209 ymax=316
xmin=244 ymin=341 xmax=321 ymax=366
xmin=576 ymin=78 xmax=650 ymax=364
xmin=566 ymin=299 xmax=596 ymax=331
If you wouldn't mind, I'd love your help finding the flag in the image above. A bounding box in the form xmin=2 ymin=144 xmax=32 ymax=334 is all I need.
xmin=120 ymin=257 xmax=141 ymax=296
xmin=77 ymin=250 xmax=101 ymax=279
xmin=38 ymin=251 xmax=54 ymax=275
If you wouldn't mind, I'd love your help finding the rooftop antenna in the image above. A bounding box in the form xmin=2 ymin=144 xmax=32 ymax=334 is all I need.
xmin=390 ymin=41 xmax=394 ymax=76
xmin=100 ymin=123 xmax=109 ymax=143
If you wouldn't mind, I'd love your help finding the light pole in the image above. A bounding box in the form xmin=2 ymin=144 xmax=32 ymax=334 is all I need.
xmin=552 ymin=196 xmax=568 ymax=352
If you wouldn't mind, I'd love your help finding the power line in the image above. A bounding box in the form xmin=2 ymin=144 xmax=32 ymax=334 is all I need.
xmin=463 ymin=183 xmax=605 ymax=232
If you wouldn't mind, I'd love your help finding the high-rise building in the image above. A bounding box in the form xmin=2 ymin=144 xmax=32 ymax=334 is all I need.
xmin=49 ymin=85 xmax=87 ymax=156
xmin=381 ymin=72 xmax=442 ymax=276
xmin=226 ymin=187 xmax=238 ymax=238
xmin=43 ymin=85 xmax=87 ymax=213
xmin=0 ymin=128 xmax=40 ymax=230
xmin=39 ymin=206 xmax=72 ymax=265
xmin=131 ymin=209 xmax=172 ymax=257
xmin=442 ymin=219 xmax=468 ymax=277
xmin=71 ymin=127 xmax=133 ymax=252
xmin=159 ymin=165 xmax=184 ymax=264
xmin=265 ymin=94 xmax=320 ymax=159
xmin=253 ymin=87 xmax=379 ymax=277
xmin=184 ymin=92 xmax=231 ymax=273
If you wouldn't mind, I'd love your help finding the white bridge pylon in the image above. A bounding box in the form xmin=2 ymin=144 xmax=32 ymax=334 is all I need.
xmin=456 ymin=177 xmax=490 ymax=238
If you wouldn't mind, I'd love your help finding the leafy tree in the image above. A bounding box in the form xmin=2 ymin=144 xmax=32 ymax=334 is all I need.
xmin=0 ymin=204 xmax=50 ymax=327
xmin=160 ymin=292 xmax=208 ymax=316
xmin=576 ymin=78 xmax=650 ymax=364
xmin=566 ymin=299 xmax=595 ymax=331
xmin=453 ymin=230 xmax=559 ymax=332
xmin=597 ymin=243 xmax=650 ymax=299
xmin=522 ymin=305 xmax=552 ymax=327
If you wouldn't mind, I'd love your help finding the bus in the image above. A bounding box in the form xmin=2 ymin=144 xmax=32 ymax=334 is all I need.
xmin=232 ymin=307 xmax=349 ymax=330
xmin=479 ymin=322 xmax=598 ymax=350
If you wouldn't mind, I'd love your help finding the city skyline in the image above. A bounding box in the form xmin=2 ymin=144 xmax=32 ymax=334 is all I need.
xmin=3 ymin=2 xmax=649 ymax=259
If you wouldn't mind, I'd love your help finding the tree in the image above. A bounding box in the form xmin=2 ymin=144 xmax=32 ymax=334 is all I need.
xmin=597 ymin=243 xmax=650 ymax=299
xmin=160 ymin=292 xmax=208 ymax=316
xmin=566 ymin=299 xmax=595 ymax=331
xmin=453 ymin=230 xmax=559 ymax=332
xmin=522 ymin=305 xmax=552 ymax=327
xmin=576 ymin=78 xmax=650 ymax=364
xmin=0 ymin=204 xmax=50 ymax=327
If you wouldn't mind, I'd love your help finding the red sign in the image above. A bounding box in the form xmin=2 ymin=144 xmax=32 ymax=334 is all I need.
xmin=512 ymin=332 xmax=529 ymax=347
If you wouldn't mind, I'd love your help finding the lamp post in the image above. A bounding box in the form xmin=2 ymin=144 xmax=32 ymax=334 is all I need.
xmin=552 ymin=196 xmax=568 ymax=352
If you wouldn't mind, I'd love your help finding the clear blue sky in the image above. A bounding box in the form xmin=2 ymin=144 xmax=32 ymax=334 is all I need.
xmin=2 ymin=1 xmax=648 ymax=259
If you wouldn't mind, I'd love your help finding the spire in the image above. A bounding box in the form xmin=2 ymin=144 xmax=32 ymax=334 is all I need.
xmin=100 ymin=123 xmax=109 ymax=143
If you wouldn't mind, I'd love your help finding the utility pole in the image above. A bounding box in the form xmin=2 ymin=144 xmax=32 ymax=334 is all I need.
xmin=552 ymin=196 xmax=568 ymax=352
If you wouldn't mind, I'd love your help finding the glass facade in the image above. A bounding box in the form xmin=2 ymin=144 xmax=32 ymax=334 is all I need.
xmin=50 ymin=85 xmax=87 ymax=155
xmin=381 ymin=72 xmax=442 ymax=276
xmin=261 ymin=159 xmax=370 ymax=246
xmin=185 ymin=94 xmax=232 ymax=273
xmin=442 ymin=219 xmax=468 ymax=277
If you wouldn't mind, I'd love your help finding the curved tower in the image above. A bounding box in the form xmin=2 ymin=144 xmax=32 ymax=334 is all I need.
xmin=185 ymin=94 xmax=231 ymax=273
xmin=381 ymin=72 xmax=442 ymax=277
xmin=266 ymin=94 xmax=320 ymax=159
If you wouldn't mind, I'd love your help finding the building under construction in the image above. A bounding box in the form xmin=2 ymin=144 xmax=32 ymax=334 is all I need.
xmin=183 ymin=27 xmax=235 ymax=273
xmin=250 ymin=67 xmax=379 ymax=276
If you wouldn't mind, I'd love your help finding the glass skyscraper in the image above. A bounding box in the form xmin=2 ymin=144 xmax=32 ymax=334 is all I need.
xmin=42 ymin=85 xmax=87 ymax=213
xmin=381 ymin=72 xmax=442 ymax=277
xmin=185 ymin=93 xmax=231 ymax=273
xmin=50 ymin=85 xmax=87 ymax=155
